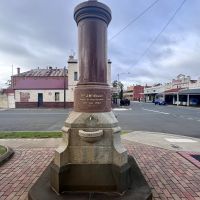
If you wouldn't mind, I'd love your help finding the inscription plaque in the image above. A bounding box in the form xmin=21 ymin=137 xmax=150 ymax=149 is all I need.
xmin=74 ymin=86 xmax=111 ymax=112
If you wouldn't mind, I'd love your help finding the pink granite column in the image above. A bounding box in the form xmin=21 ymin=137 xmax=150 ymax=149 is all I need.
xmin=74 ymin=0 xmax=112 ymax=112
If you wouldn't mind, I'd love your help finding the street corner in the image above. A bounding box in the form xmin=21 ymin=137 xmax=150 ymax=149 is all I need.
xmin=178 ymin=152 xmax=200 ymax=169
xmin=124 ymin=141 xmax=200 ymax=200
xmin=122 ymin=131 xmax=200 ymax=152
xmin=0 ymin=141 xmax=199 ymax=199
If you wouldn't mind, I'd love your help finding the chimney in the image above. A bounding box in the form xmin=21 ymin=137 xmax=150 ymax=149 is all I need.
xmin=17 ymin=67 xmax=20 ymax=75
xmin=69 ymin=55 xmax=74 ymax=60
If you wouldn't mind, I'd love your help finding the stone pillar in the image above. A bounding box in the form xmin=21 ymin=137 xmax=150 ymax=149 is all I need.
xmin=74 ymin=0 xmax=112 ymax=113
xmin=187 ymin=94 xmax=190 ymax=106
xmin=50 ymin=0 xmax=129 ymax=194
xmin=28 ymin=1 xmax=152 ymax=199
xmin=177 ymin=93 xmax=179 ymax=106
xmin=173 ymin=95 xmax=175 ymax=104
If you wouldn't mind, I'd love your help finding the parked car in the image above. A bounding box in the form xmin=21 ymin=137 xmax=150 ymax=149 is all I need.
xmin=154 ymin=99 xmax=166 ymax=105
xmin=190 ymin=98 xmax=199 ymax=106
xmin=120 ymin=99 xmax=130 ymax=106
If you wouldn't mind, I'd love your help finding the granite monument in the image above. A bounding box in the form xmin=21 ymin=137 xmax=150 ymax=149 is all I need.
xmin=28 ymin=0 xmax=152 ymax=199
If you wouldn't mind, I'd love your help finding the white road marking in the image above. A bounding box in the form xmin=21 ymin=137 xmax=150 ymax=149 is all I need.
xmin=113 ymin=108 xmax=132 ymax=111
xmin=187 ymin=118 xmax=193 ymax=120
xmin=142 ymin=108 xmax=169 ymax=115
xmin=165 ymin=138 xmax=198 ymax=143
xmin=0 ymin=113 xmax=68 ymax=115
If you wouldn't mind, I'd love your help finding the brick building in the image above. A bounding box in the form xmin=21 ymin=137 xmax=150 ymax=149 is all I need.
xmin=124 ymin=85 xmax=144 ymax=101
xmin=13 ymin=67 xmax=72 ymax=108
xmin=133 ymin=85 xmax=144 ymax=101
xmin=6 ymin=56 xmax=111 ymax=108
xmin=123 ymin=86 xmax=134 ymax=100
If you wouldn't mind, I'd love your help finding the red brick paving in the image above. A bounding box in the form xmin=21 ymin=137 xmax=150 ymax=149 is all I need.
xmin=0 ymin=141 xmax=199 ymax=200
xmin=178 ymin=152 xmax=200 ymax=169
xmin=0 ymin=148 xmax=54 ymax=200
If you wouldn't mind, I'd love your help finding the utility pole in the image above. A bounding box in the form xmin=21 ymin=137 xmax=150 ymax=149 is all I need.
xmin=117 ymin=72 xmax=130 ymax=100
xmin=64 ymin=66 xmax=66 ymax=109
xmin=11 ymin=64 xmax=13 ymax=88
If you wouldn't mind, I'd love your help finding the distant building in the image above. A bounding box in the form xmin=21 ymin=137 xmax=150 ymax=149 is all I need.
xmin=171 ymin=74 xmax=196 ymax=89
xmin=133 ymin=85 xmax=144 ymax=101
xmin=144 ymin=74 xmax=200 ymax=106
xmin=144 ymin=84 xmax=164 ymax=102
xmin=124 ymin=86 xmax=134 ymax=100
xmin=12 ymin=67 xmax=72 ymax=108
xmin=124 ymin=85 xmax=144 ymax=101
xmin=4 ymin=56 xmax=111 ymax=108
xmin=0 ymin=89 xmax=15 ymax=109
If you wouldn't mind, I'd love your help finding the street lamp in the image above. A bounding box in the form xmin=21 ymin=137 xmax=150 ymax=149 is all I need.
xmin=117 ymin=72 xmax=131 ymax=82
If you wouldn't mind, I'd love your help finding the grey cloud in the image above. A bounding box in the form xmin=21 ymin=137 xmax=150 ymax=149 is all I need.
xmin=1 ymin=0 xmax=200 ymax=88
xmin=0 ymin=38 xmax=33 ymax=57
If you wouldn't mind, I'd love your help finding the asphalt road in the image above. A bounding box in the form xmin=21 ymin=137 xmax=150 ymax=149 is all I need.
xmin=114 ymin=102 xmax=200 ymax=138
xmin=0 ymin=102 xmax=200 ymax=138
xmin=0 ymin=109 xmax=71 ymax=131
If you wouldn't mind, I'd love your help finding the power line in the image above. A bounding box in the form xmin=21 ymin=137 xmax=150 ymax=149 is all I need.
xmin=136 ymin=0 xmax=187 ymax=64
xmin=109 ymin=0 xmax=161 ymax=42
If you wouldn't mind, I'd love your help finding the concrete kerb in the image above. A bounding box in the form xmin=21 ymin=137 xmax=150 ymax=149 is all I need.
xmin=0 ymin=138 xmax=62 ymax=149
xmin=0 ymin=146 xmax=14 ymax=166
xmin=0 ymin=132 xmax=199 ymax=152
xmin=0 ymin=109 xmax=8 ymax=111
xmin=166 ymin=104 xmax=200 ymax=110
xmin=122 ymin=131 xmax=200 ymax=153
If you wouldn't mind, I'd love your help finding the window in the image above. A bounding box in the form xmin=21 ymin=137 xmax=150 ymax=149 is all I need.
xmin=55 ymin=92 xmax=60 ymax=102
xmin=74 ymin=72 xmax=78 ymax=81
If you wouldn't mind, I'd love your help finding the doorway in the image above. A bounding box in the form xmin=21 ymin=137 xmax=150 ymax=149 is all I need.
xmin=38 ymin=93 xmax=43 ymax=107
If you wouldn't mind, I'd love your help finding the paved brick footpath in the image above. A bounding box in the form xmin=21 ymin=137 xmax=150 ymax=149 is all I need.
xmin=0 ymin=148 xmax=54 ymax=200
xmin=0 ymin=141 xmax=200 ymax=200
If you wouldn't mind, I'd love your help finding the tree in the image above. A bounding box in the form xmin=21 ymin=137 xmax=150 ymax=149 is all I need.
xmin=112 ymin=80 xmax=118 ymax=88
xmin=118 ymin=82 xmax=124 ymax=100
xmin=5 ymin=80 xmax=11 ymax=87
xmin=112 ymin=80 xmax=124 ymax=100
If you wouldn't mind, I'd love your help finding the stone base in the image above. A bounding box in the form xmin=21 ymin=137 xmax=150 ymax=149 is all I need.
xmin=50 ymin=161 xmax=131 ymax=194
xmin=28 ymin=156 xmax=152 ymax=200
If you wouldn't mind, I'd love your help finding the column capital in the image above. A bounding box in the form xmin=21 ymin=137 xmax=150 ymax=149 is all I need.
xmin=74 ymin=1 xmax=112 ymax=25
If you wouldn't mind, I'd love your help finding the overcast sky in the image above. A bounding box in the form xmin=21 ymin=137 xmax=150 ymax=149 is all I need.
xmin=0 ymin=0 xmax=200 ymax=89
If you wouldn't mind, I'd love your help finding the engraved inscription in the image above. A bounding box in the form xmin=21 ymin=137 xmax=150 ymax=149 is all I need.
xmin=74 ymin=86 xmax=111 ymax=112
xmin=80 ymin=93 xmax=104 ymax=106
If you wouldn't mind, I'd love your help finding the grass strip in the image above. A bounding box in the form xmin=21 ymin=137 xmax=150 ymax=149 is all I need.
xmin=121 ymin=130 xmax=132 ymax=135
xmin=0 ymin=131 xmax=62 ymax=139
xmin=0 ymin=145 xmax=7 ymax=155
xmin=0 ymin=130 xmax=130 ymax=139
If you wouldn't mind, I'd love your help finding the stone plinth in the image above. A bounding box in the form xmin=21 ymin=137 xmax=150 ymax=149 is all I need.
xmin=50 ymin=111 xmax=130 ymax=194
xmin=28 ymin=156 xmax=152 ymax=200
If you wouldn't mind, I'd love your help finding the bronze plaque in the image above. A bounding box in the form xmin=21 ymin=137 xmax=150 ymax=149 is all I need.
xmin=74 ymin=86 xmax=111 ymax=112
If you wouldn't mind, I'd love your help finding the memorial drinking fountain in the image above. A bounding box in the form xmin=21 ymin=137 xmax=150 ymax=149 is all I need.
xmin=28 ymin=0 xmax=152 ymax=199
